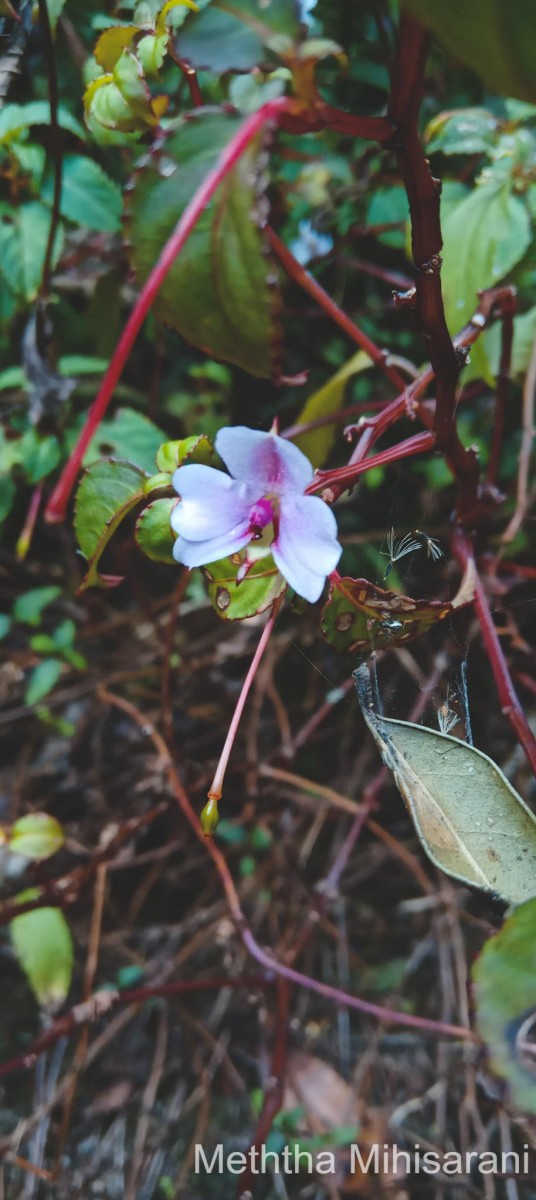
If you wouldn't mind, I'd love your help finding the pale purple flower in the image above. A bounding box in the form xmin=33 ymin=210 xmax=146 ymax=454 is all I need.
xmin=171 ymin=426 xmax=342 ymax=603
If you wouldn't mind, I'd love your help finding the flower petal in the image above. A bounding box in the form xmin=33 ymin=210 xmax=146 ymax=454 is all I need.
xmin=272 ymin=495 xmax=342 ymax=602
xmin=173 ymin=522 xmax=251 ymax=568
xmin=216 ymin=426 xmax=313 ymax=494
xmin=171 ymin=464 xmax=252 ymax=540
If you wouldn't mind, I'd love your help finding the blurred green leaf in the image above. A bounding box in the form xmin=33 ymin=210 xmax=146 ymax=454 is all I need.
xmin=11 ymin=896 xmax=73 ymax=1010
xmin=175 ymin=0 xmax=299 ymax=73
xmin=127 ymin=110 xmax=281 ymax=378
xmin=77 ymin=407 xmax=167 ymax=473
xmin=43 ymin=155 xmax=122 ymax=232
xmin=25 ymin=658 xmax=62 ymax=705
xmin=9 ymin=813 xmax=65 ymax=860
xmin=473 ymin=898 xmax=536 ymax=1114
xmin=486 ymin=305 xmax=536 ymax=378
xmin=425 ymin=107 xmax=499 ymax=156
xmin=401 ymin=0 xmax=536 ymax=104
xmin=0 ymin=102 xmax=85 ymax=142
xmin=0 ymin=203 xmax=64 ymax=301
xmin=13 ymin=585 xmax=61 ymax=626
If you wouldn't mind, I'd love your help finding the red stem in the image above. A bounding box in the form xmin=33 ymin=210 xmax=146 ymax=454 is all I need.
xmin=267 ymin=226 xmax=407 ymax=391
xmin=453 ymin=531 xmax=536 ymax=774
xmin=307 ymin=430 xmax=435 ymax=495
xmin=44 ymin=96 xmax=291 ymax=524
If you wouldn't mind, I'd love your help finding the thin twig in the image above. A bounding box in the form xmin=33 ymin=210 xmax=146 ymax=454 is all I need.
xmin=502 ymin=331 xmax=536 ymax=542
xmin=36 ymin=0 xmax=62 ymax=297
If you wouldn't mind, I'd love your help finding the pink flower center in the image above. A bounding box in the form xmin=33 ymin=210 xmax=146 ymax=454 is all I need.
xmin=248 ymin=496 xmax=275 ymax=540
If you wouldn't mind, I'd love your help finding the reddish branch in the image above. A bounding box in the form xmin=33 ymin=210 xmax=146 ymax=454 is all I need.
xmin=44 ymin=95 xmax=291 ymax=524
xmin=388 ymin=16 xmax=479 ymax=520
xmin=0 ymin=977 xmax=269 ymax=1080
xmin=267 ymin=227 xmax=407 ymax=391
xmin=98 ymin=688 xmax=474 ymax=1042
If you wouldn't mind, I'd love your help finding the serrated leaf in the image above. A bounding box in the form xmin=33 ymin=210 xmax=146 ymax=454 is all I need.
xmin=293 ymin=351 xmax=373 ymax=467
xmin=0 ymin=203 xmax=64 ymax=301
xmin=127 ymin=109 xmax=281 ymax=379
xmin=9 ymin=813 xmax=65 ymax=860
xmin=74 ymin=459 xmax=147 ymax=591
xmin=355 ymin=664 xmax=536 ymax=905
xmin=11 ymin=896 xmax=73 ymax=1010
xmin=202 ymin=550 xmax=286 ymax=620
xmin=43 ymin=155 xmax=122 ymax=232
xmin=321 ymin=577 xmax=453 ymax=654
xmin=175 ymin=0 xmax=299 ymax=73
xmin=441 ymin=179 xmax=531 ymax=383
xmin=473 ymin=898 xmax=536 ymax=1114
xmin=425 ymin=107 xmax=498 ymax=156
xmin=0 ymin=102 xmax=85 ymax=142
xmin=25 ymin=658 xmax=62 ymax=705
xmin=80 ymin=407 xmax=167 ymax=473
xmin=135 ymin=498 xmax=176 ymax=562
xmin=401 ymin=0 xmax=536 ymax=105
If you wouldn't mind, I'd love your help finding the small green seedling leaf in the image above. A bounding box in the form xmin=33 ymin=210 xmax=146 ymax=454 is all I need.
xmin=135 ymin=498 xmax=176 ymax=562
xmin=10 ymin=896 xmax=73 ymax=1011
xmin=74 ymin=459 xmax=147 ymax=591
xmin=355 ymin=664 xmax=536 ymax=905
xmin=127 ymin=109 xmax=281 ymax=378
xmin=473 ymin=898 xmax=536 ymax=1114
xmin=25 ymin=658 xmax=62 ymax=706
xmin=13 ymin=585 xmax=61 ymax=626
xmin=9 ymin=813 xmax=65 ymax=860
xmin=202 ymin=551 xmax=286 ymax=620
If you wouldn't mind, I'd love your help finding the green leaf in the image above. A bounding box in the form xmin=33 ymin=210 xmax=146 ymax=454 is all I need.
xmin=441 ymin=179 xmax=531 ymax=383
xmin=175 ymin=0 xmax=299 ymax=73
xmin=0 ymin=613 xmax=11 ymax=639
xmin=19 ymin=430 xmax=61 ymax=483
xmin=13 ymin=585 xmax=61 ymax=626
xmin=155 ymin=434 xmax=215 ymax=472
xmin=366 ymin=186 xmax=410 ymax=249
xmin=0 ymin=101 xmax=85 ymax=142
xmin=292 ymin=351 xmax=373 ymax=467
xmin=486 ymin=305 xmax=536 ymax=378
xmin=81 ymin=407 xmax=167 ymax=473
xmin=43 ymin=155 xmax=122 ymax=232
xmin=355 ymin=664 xmax=536 ymax=905
xmin=74 ymin=458 xmax=147 ymax=590
xmin=11 ymin=896 xmax=73 ymax=1010
xmin=135 ymin=498 xmax=176 ymax=562
xmin=46 ymin=0 xmax=68 ymax=33
xmin=425 ymin=107 xmax=498 ymax=156
xmin=321 ymin=577 xmax=453 ymax=654
xmin=401 ymin=0 xmax=536 ymax=105
xmin=25 ymin=658 xmax=63 ymax=706
xmin=127 ymin=109 xmax=281 ymax=379
xmin=202 ymin=550 xmax=286 ymax=620
xmin=473 ymin=899 xmax=536 ymax=1115
xmin=0 ymin=202 xmax=64 ymax=301
xmin=9 ymin=813 xmax=65 ymax=860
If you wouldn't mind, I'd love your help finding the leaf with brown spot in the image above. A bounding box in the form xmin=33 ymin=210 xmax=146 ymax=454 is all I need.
xmin=202 ymin=550 xmax=286 ymax=620
xmin=321 ymin=576 xmax=454 ymax=654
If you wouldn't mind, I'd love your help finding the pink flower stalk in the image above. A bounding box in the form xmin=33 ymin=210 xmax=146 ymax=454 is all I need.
xmin=171 ymin=426 xmax=342 ymax=603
